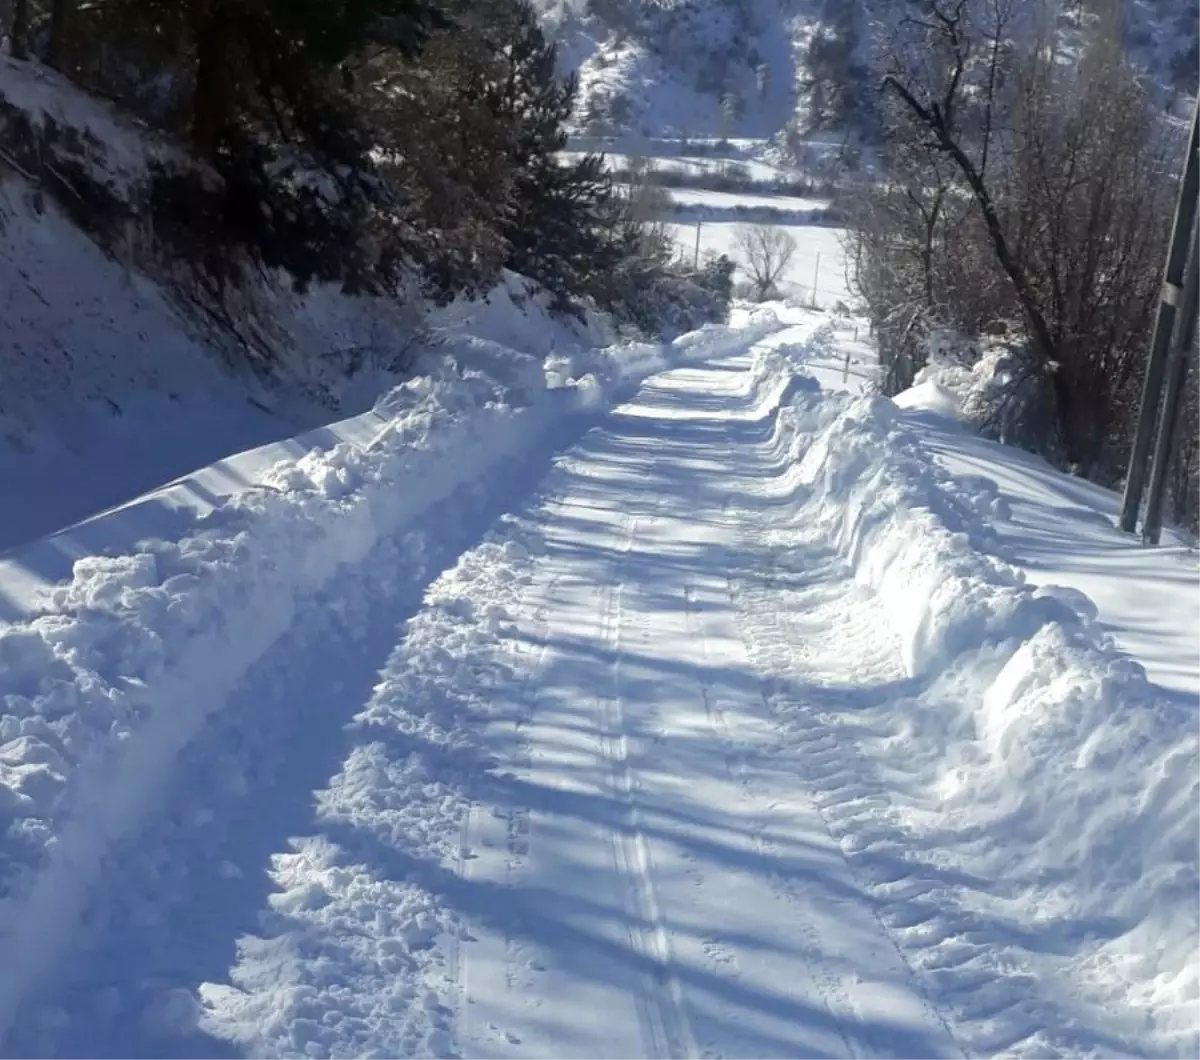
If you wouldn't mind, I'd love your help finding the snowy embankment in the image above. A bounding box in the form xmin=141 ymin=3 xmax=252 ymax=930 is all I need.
xmin=1 ymin=54 xmax=430 ymax=553
xmin=0 ymin=304 xmax=785 ymax=1043
xmin=751 ymin=344 xmax=1198 ymax=1056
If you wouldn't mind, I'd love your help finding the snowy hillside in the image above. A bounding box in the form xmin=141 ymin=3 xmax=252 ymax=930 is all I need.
xmin=540 ymin=0 xmax=1198 ymax=143
xmin=537 ymin=0 xmax=800 ymax=138
xmin=1 ymin=2 xmax=1197 ymax=1055
xmin=0 ymin=54 xmax=642 ymax=555
xmin=0 ymin=57 xmax=440 ymax=551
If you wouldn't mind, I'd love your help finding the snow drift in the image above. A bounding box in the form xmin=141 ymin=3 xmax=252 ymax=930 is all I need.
xmin=754 ymin=349 xmax=1198 ymax=1057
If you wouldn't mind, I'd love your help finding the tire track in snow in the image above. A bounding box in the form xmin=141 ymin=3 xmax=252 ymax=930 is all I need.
xmin=729 ymin=526 xmax=968 ymax=1059
xmin=589 ymin=349 xmax=956 ymax=1060
xmin=682 ymin=578 xmax=878 ymax=1060
xmin=599 ymin=513 xmax=701 ymax=1060
xmin=731 ymin=364 xmax=1167 ymax=1057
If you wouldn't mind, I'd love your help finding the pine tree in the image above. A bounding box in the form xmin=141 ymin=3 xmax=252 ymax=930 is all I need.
xmin=479 ymin=0 xmax=622 ymax=314
xmin=356 ymin=5 xmax=517 ymax=300
xmin=57 ymin=0 xmax=443 ymax=163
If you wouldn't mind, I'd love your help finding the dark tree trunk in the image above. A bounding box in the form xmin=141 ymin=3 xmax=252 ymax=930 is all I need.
xmin=921 ymin=188 xmax=945 ymax=310
xmin=885 ymin=76 xmax=1060 ymax=372
xmin=47 ymin=0 xmax=73 ymax=69
xmin=11 ymin=0 xmax=30 ymax=60
xmin=192 ymin=3 xmax=232 ymax=159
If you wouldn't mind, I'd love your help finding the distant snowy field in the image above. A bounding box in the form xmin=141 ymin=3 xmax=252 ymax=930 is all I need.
xmin=567 ymin=130 xmax=851 ymax=308
xmin=668 ymin=221 xmax=852 ymax=307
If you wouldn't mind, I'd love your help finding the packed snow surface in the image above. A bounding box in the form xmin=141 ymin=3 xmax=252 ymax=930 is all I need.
xmin=0 ymin=308 xmax=786 ymax=1047
xmin=0 ymin=308 xmax=1195 ymax=1059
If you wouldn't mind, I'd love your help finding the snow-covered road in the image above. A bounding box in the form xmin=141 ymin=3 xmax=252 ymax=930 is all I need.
xmin=6 ymin=338 xmax=952 ymax=1058
xmin=3 ymin=320 xmax=1194 ymax=1059
xmin=444 ymin=355 xmax=958 ymax=1059
xmin=184 ymin=343 xmax=963 ymax=1060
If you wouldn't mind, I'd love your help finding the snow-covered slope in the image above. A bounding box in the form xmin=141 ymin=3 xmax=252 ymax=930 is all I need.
xmin=0 ymin=179 xmax=310 ymax=552
xmin=744 ymin=344 xmax=1198 ymax=1057
xmin=0 ymin=308 xmax=785 ymax=1050
xmin=543 ymin=0 xmax=1197 ymax=145
xmin=0 ymin=57 xmax=441 ymax=552
xmin=538 ymin=0 xmax=799 ymax=138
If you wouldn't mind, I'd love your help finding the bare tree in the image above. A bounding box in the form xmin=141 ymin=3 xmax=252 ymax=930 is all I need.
xmin=861 ymin=0 xmax=1179 ymax=472
xmin=734 ymin=224 xmax=797 ymax=300
xmin=881 ymin=0 xmax=1058 ymax=373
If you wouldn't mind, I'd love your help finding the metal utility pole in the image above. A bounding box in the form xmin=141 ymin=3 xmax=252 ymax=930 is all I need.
xmin=811 ymin=252 xmax=821 ymax=310
xmin=693 ymin=222 xmax=702 ymax=270
xmin=1119 ymin=99 xmax=1200 ymax=533
xmin=1141 ymin=240 xmax=1199 ymax=545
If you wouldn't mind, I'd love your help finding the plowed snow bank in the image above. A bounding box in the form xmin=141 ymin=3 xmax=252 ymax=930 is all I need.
xmin=757 ymin=354 xmax=1198 ymax=1057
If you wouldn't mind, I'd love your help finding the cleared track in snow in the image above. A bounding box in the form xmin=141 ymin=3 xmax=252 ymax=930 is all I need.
xmin=7 ymin=326 xmax=954 ymax=1058
xmin=443 ymin=352 xmax=959 ymax=1059
xmin=6 ymin=319 xmax=1188 ymax=1059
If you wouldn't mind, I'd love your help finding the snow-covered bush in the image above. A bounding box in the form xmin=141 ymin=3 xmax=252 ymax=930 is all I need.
xmin=910 ymin=331 xmax=1060 ymax=457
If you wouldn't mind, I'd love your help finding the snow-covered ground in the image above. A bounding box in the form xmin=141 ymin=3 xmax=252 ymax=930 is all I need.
xmin=664 ymin=187 xmax=828 ymax=213
xmin=4 ymin=58 xmax=593 ymax=557
xmin=0 ymin=57 xmax=421 ymax=555
xmin=0 ymin=303 xmax=1195 ymax=1058
xmin=3 ymin=10 xmax=1195 ymax=1056
xmin=569 ymin=129 xmax=847 ymax=300
xmin=894 ymin=385 xmax=1200 ymax=702
xmin=0 ymin=179 xmax=305 ymax=553
xmin=0 ymin=309 xmax=785 ymax=1049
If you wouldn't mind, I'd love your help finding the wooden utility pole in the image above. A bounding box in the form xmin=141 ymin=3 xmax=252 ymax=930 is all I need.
xmin=811 ymin=251 xmax=821 ymax=310
xmin=1119 ymin=99 xmax=1200 ymax=533
xmin=693 ymin=221 xmax=702 ymax=270
xmin=1141 ymin=239 xmax=1199 ymax=545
